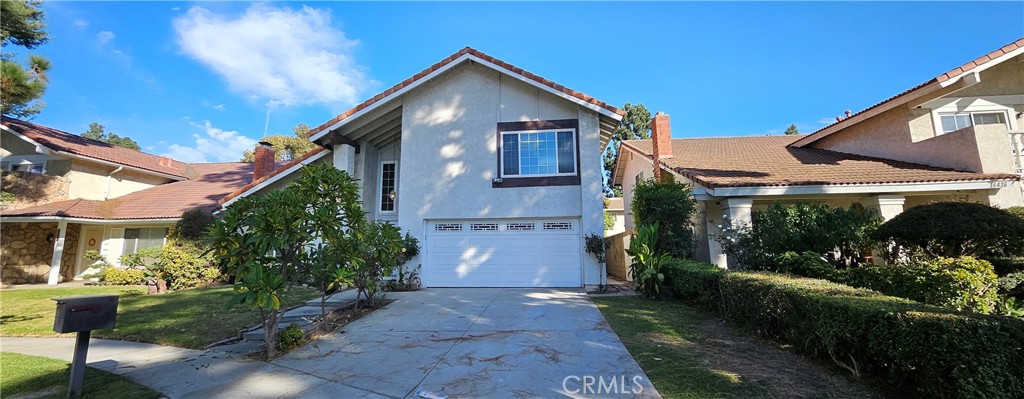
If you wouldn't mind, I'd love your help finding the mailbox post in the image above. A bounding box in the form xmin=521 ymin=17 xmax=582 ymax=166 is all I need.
xmin=52 ymin=295 xmax=119 ymax=399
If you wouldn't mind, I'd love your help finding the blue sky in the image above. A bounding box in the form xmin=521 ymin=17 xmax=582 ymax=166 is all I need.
xmin=20 ymin=1 xmax=1024 ymax=163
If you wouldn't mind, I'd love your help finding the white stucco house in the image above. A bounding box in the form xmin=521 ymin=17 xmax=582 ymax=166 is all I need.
xmin=220 ymin=48 xmax=625 ymax=288
xmin=614 ymin=38 xmax=1024 ymax=268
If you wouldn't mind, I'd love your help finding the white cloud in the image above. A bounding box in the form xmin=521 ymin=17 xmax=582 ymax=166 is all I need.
xmin=74 ymin=19 xmax=89 ymax=29
xmin=172 ymin=4 xmax=369 ymax=108
xmin=163 ymin=120 xmax=257 ymax=163
xmin=213 ymin=104 xmax=225 ymax=111
xmin=96 ymin=31 xmax=115 ymax=46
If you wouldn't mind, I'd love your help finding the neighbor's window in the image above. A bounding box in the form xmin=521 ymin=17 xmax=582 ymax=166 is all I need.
xmin=6 ymin=161 xmax=45 ymax=174
xmin=501 ymin=129 xmax=576 ymax=176
xmin=939 ymin=111 xmax=1008 ymax=133
xmin=122 ymin=228 xmax=168 ymax=255
xmin=379 ymin=161 xmax=396 ymax=213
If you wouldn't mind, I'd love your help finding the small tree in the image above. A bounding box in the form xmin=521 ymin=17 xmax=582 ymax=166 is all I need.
xmin=353 ymin=221 xmax=402 ymax=309
xmin=784 ymin=124 xmax=799 ymax=135
xmin=207 ymin=163 xmax=364 ymax=358
xmin=631 ymin=178 xmax=697 ymax=258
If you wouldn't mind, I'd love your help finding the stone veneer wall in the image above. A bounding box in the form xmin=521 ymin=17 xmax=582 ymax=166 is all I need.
xmin=1 ymin=222 xmax=80 ymax=284
xmin=1 ymin=171 xmax=70 ymax=210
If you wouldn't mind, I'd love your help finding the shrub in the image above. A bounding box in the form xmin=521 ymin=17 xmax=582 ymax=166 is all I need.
xmin=171 ymin=208 xmax=216 ymax=241
xmin=1006 ymin=206 xmax=1024 ymax=220
xmin=626 ymin=223 xmax=671 ymax=298
xmin=775 ymin=251 xmax=837 ymax=279
xmin=841 ymin=257 xmax=1000 ymax=314
xmin=662 ymin=258 xmax=722 ymax=308
xmin=103 ymin=267 xmax=147 ymax=285
xmin=160 ymin=239 xmax=221 ymax=290
xmin=665 ymin=262 xmax=1024 ymax=398
xmin=631 ymin=178 xmax=696 ymax=258
xmin=718 ymin=202 xmax=880 ymax=270
xmin=873 ymin=202 xmax=1024 ymax=259
xmin=278 ymin=323 xmax=305 ymax=351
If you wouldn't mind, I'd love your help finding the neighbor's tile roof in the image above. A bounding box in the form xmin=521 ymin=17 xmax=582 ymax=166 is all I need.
xmin=622 ymin=135 xmax=1017 ymax=189
xmin=306 ymin=47 xmax=625 ymax=138
xmin=3 ymin=162 xmax=254 ymax=220
xmin=794 ymin=38 xmax=1024 ymax=147
xmin=2 ymin=117 xmax=189 ymax=178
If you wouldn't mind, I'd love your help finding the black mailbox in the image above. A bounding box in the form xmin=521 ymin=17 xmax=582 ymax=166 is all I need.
xmin=52 ymin=295 xmax=118 ymax=333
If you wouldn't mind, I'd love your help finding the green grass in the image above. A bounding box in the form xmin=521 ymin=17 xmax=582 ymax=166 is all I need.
xmin=0 ymin=352 xmax=161 ymax=399
xmin=593 ymin=296 xmax=772 ymax=399
xmin=0 ymin=285 xmax=318 ymax=349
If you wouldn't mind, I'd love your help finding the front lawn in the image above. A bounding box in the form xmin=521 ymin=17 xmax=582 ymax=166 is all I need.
xmin=0 ymin=285 xmax=318 ymax=349
xmin=0 ymin=352 xmax=161 ymax=399
xmin=594 ymin=296 xmax=880 ymax=399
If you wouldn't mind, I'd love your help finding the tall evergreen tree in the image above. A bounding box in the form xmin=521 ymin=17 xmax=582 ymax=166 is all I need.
xmin=602 ymin=103 xmax=651 ymax=197
xmin=82 ymin=123 xmax=141 ymax=150
xmin=241 ymin=123 xmax=316 ymax=162
xmin=784 ymin=124 xmax=800 ymax=135
xmin=1 ymin=0 xmax=51 ymax=118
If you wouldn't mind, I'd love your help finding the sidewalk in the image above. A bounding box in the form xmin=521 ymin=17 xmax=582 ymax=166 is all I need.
xmin=1 ymin=338 xmax=385 ymax=398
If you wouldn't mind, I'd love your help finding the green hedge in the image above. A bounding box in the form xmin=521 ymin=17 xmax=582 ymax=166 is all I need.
xmin=663 ymin=259 xmax=1024 ymax=398
xmin=103 ymin=267 xmax=147 ymax=285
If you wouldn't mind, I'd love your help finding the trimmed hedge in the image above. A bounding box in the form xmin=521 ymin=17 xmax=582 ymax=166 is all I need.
xmin=103 ymin=267 xmax=147 ymax=285
xmin=840 ymin=257 xmax=1000 ymax=314
xmin=663 ymin=259 xmax=1024 ymax=398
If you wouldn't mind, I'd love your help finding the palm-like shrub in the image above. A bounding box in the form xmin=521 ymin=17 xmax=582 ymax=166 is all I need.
xmin=627 ymin=223 xmax=671 ymax=298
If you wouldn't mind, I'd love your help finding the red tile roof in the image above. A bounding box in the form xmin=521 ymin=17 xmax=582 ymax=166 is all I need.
xmin=3 ymin=162 xmax=254 ymax=220
xmin=306 ymin=47 xmax=625 ymax=139
xmin=792 ymin=38 xmax=1024 ymax=147
xmin=2 ymin=117 xmax=189 ymax=178
xmin=622 ymin=135 xmax=1016 ymax=189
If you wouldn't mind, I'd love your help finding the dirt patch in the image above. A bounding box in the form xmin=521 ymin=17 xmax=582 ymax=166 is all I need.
xmin=692 ymin=318 xmax=884 ymax=399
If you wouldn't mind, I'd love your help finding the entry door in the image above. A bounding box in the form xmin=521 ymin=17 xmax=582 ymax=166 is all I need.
xmin=425 ymin=219 xmax=582 ymax=287
xmin=77 ymin=226 xmax=104 ymax=275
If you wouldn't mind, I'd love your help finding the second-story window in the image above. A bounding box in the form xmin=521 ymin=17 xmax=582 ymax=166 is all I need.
xmin=939 ymin=111 xmax=1007 ymax=134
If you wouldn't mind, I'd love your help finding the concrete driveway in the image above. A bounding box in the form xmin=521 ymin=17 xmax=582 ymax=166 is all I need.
xmin=275 ymin=288 xmax=660 ymax=398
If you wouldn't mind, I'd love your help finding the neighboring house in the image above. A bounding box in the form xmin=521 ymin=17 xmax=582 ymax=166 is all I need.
xmin=220 ymin=47 xmax=625 ymax=288
xmin=614 ymin=38 xmax=1024 ymax=268
xmin=604 ymin=197 xmax=625 ymax=235
xmin=1 ymin=118 xmax=261 ymax=285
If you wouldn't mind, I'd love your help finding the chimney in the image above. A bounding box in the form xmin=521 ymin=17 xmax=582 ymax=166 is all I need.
xmin=651 ymin=112 xmax=672 ymax=181
xmin=252 ymin=141 xmax=275 ymax=183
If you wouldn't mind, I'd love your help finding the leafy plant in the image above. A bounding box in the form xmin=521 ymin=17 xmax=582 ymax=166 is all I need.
xmin=353 ymin=221 xmax=402 ymax=308
xmin=171 ymin=208 xmax=217 ymax=241
xmin=207 ymin=163 xmax=367 ymax=359
xmin=603 ymin=211 xmax=615 ymax=230
xmin=999 ymin=297 xmax=1024 ymax=318
xmin=103 ymin=267 xmax=147 ymax=285
xmin=841 ymin=257 xmax=1000 ymax=314
xmin=278 ymin=323 xmax=305 ymax=351
xmin=627 ymin=223 xmax=672 ymax=298
xmin=584 ymin=233 xmax=606 ymax=263
xmin=873 ymin=202 xmax=1024 ymax=260
xmin=159 ymin=239 xmax=221 ymax=290
xmin=394 ymin=232 xmax=421 ymax=289
xmin=631 ymin=178 xmax=697 ymax=258
xmin=716 ymin=202 xmax=880 ymax=270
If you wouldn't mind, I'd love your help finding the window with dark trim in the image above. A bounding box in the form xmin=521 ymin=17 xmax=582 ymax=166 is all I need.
xmin=379 ymin=161 xmax=396 ymax=212
xmin=495 ymin=119 xmax=580 ymax=188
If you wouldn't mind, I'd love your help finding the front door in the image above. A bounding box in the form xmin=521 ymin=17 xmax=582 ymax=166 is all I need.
xmin=76 ymin=226 xmax=104 ymax=276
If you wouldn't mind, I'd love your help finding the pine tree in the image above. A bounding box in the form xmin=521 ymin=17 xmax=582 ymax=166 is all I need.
xmin=602 ymin=103 xmax=651 ymax=196
xmin=241 ymin=124 xmax=316 ymax=162
xmin=82 ymin=123 xmax=141 ymax=150
xmin=1 ymin=0 xmax=51 ymax=118
xmin=784 ymin=124 xmax=800 ymax=135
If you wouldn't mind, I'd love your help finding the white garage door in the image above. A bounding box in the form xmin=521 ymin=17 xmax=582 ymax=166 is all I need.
xmin=425 ymin=219 xmax=582 ymax=287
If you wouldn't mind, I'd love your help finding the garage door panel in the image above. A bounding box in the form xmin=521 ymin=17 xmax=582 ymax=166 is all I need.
xmin=426 ymin=219 xmax=581 ymax=287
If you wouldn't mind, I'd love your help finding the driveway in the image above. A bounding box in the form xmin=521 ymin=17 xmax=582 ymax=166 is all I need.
xmin=275 ymin=288 xmax=660 ymax=398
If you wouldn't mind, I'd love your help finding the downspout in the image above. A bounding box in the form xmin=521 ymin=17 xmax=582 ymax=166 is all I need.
xmin=104 ymin=166 xmax=124 ymax=200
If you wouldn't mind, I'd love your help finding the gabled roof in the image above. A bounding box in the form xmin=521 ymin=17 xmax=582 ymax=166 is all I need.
xmin=307 ymin=47 xmax=625 ymax=143
xmin=622 ymin=135 xmax=1016 ymax=189
xmin=791 ymin=38 xmax=1024 ymax=148
xmin=1 ymin=117 xmax=190 ymax=179
xmin=3 ymin=162 xmax=254 ymax=220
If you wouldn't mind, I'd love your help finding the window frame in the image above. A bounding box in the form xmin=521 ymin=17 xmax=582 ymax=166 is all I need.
xmin=937 ymin=110 xmax=1010 ymax=134
xmin=2 ymin=156 xmax=47 ymax=174
xmin=122 ymin=227 xmax=168 ymax=256
xmin=377 ymin=160 xmax=398 ymax=214
xmin=499 ymin=128 xmax=577 ymax=178
xmin=494 ymin=119 xmax=581 ymax=188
